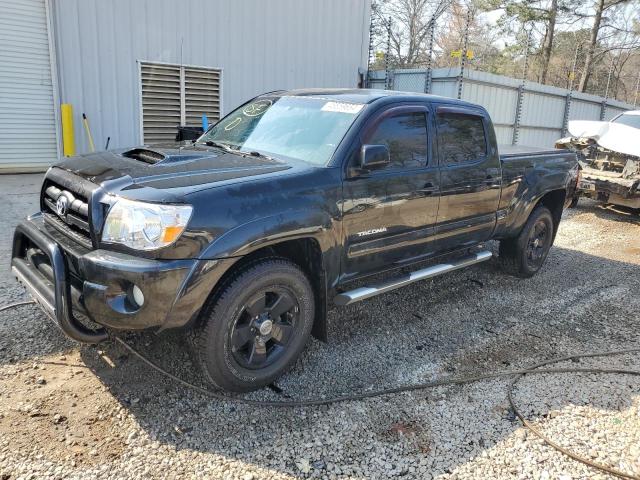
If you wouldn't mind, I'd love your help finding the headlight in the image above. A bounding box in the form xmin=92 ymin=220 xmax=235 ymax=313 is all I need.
xmin=101 ymin=198 xmax=192 ymax=250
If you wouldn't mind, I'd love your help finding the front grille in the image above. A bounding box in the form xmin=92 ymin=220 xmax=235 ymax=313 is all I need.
xmin=42 ymin=182 xmax=93 ymax=248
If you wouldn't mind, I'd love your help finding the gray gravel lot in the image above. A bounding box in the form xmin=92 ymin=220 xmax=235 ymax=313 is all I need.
xmin=0 ymin=173 xmax=639 ymax=479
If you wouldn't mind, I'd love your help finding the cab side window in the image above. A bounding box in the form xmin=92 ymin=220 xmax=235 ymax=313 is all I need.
xmin=365 ymin=112 xmax=428 ymax=170
xmin=436 ymin=112 xmax=487 ymax=166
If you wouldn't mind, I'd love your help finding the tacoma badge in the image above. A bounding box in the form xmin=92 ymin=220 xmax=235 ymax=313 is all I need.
xmin=357 ymin=227 xmax=387 ymax=237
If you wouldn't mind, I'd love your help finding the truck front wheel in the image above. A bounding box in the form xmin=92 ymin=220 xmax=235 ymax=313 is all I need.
xmin=499 ymin=206 xmax=555 ymax=278
xmin=190 ymin=258 xmax=315 ymax=392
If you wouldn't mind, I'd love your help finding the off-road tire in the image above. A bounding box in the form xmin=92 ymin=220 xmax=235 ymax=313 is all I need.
xmin=499 ymin=206 xmax=555 ymax=278
xmin=189 ymin=257 xmax=314 ymax=392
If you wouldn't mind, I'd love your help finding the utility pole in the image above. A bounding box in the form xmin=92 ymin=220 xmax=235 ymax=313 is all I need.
xmin=457 ymin=8 xmax=472 ymax=100
xmin=604 ymin=57 xmax=614 ymax=100
xmin=424 ymin=16 xmax=436 ymax=94
xmin=365 ymin=16 xmax=375 ymax=88
xmin=568 ymin=44 xmax=579 ymax=91
xmin=634 ymin=70 xmax=640 ymax=107
xmin=601 ymin=57 xmax=614 ymax=120
xmin=562 ymin=43 xmax=579 ymax=137
xmin=384 ymin=17 xmax=392 ymax=90
xmin=512 ymin=27 xmax=531 ymax=145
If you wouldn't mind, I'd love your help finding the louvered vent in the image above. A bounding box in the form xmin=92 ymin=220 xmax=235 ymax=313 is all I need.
xmin=140 ymin=62 xmax=221 ymax=144
xmin=185 ymin=67 xmax=221 ymax=126
xmin=140 ymin=63 xmax=181 ymax=143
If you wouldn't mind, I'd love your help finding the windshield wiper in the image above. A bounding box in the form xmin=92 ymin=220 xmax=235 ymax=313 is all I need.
xmin=202 ymin=140 xmax=236 ymax=152
xmin=242 ymin=150 xmax=275 ymax=161
xmin=200 ymin=141 xmax=274 ymax=161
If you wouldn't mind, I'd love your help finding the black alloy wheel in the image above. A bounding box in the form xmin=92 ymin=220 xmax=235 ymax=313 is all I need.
xmin=525 ymin=219 xmax=550 ymax=269
xmin=498 ymin=205 xmax=555 ymax=278
xmin=190 ymin=257 xmax=315 ymax=392
xmin=230 ymin=288 xmax=299 ymax=370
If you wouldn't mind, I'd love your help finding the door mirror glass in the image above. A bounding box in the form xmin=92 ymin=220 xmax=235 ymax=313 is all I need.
xmin=360 ymin=144 xmax=390 ymax=170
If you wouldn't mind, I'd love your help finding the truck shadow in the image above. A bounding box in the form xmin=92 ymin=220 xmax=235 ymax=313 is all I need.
xmin=0 ymin=293 xmax=77 ymax=364
xmin=570 ymin=199 xmax=640 ymax=226
xmin=0 ymin=174 xmax=76 ymax=364
xmin=78 ymin=245 xmax=640 ymax=478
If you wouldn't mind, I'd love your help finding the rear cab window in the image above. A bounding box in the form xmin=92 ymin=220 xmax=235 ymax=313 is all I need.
xmin=436 ymin=110 xmax=487 ymax=166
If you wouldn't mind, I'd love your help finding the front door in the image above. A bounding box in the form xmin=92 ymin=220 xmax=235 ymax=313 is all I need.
xmin=434 ymin=105 xmax=501 ymax=248
xmin=341 ymin=105 xmax=440 ymax=281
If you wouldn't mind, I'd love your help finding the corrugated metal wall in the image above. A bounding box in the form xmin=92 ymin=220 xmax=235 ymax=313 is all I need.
xmin=0 ymin=0 xmax=59 ymax=171
xmin=371 ymin=68 xmax=635 ymax=148
xmin=50 ymin=0 xmax=371 ymax=154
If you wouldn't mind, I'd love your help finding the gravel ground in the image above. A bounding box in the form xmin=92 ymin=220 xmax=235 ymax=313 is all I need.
xmin=0 ymin=173 xmax=639 ymax=480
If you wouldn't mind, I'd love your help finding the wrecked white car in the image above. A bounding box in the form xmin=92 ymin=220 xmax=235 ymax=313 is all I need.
xmin=556 ymin=110 xmax=640 ymax=210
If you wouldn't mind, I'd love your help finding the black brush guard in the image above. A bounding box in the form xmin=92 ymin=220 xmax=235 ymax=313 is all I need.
xmin=11 ymin=219 xmax=108 ymax=343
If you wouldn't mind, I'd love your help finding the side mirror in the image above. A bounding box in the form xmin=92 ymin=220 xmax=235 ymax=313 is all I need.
xmin=360 ymin=144 xmax=390 ymax=170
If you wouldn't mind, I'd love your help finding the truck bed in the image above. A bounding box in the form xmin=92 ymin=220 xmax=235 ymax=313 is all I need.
xmin=499 ymin=144 xmax=569 ymax=159
xmin=499 ymin=145 xmax=577 ymax=178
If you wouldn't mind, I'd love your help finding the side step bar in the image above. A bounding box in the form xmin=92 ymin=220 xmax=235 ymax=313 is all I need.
xmin=334 ymin=250 xmax=493 ymax=306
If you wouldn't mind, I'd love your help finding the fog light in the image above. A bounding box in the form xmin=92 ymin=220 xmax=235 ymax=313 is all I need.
xmin=132 ymin=285 xmax=145 ymax=307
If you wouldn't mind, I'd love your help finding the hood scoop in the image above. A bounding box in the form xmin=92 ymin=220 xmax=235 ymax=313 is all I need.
xmin=121 ymin=147 xmax=221 ymax=165
xmin=122 ymin=148 xmax=166 ymax=164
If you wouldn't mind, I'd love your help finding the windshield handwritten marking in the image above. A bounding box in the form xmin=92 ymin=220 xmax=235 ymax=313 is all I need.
xmin=224 ymin=117 xmax=242 ymax=131
xmin=242 ymin=100 xmax=272 ymax=117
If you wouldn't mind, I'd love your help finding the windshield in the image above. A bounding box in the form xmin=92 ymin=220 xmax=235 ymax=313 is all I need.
xmin=611 ymin=113 xmax=640 ymax=130
xmin=197 ymin=96 xmax=364 ymax=165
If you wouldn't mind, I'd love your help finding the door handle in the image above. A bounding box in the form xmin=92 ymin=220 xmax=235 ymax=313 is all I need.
xmin=485 ymin=165 xmax=502 ymax=182
xmin=418 ymin=182 xmax=438 ymax=196
xmin=484 ymin=176 xmax=502 ymax=190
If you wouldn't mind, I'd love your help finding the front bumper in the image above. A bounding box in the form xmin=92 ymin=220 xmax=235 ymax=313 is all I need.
xmin=12 ymin=216 xmax=108 ymax=343
xmin=577 ymin=170 xmax=640 ymax=208
xmin=11 ymin=213 xmax=235 ymax=342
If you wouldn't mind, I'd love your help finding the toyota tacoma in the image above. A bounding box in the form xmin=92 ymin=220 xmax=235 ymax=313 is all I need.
xmin=12 ymin=89 xmax=578 ymax=391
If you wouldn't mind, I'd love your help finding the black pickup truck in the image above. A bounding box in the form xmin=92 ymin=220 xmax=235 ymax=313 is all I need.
xmin=12 ymin=89 xmax=578 ymax=391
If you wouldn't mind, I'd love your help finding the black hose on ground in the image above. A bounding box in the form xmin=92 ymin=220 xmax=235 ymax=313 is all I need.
xmin=2 ymin=300 xmax=639 ymax=479
xmin=0 ymin=300 xmax=37 ymax=313
xmin=506 ymin=351 xmax=640 ymax=480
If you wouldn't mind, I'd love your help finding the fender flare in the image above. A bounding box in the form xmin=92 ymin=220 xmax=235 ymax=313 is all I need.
xmin=173 ymin=210 xmax=337 ymax=340
xmin=199 ymin=210 xmax=336 ymax=260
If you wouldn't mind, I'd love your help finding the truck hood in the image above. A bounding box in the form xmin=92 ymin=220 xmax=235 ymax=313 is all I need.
xmin=567 ymin=120 xmax=640 ymax=158
xmin=54 ymin=144 xmax=293 ymax=194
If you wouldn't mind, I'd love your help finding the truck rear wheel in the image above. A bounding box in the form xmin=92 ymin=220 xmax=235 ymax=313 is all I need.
xmin=499 ymin=206 xmax=554 ymax=278
xmin=190 ymin=257 xmax=314 ymax=392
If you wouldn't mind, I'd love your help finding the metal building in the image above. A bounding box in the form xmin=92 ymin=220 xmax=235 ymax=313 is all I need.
xmin=0 ymin=0 xmax=372 ymax=172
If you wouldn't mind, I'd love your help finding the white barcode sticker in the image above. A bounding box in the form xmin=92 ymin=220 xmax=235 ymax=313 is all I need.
xmin=321 ymin=101 xmax=364 ymax=114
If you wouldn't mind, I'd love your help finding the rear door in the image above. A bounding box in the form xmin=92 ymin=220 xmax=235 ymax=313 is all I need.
xmin=341 ymin=104 xmax=440 ymax=281
xmin=434 ymin=106 xmax=501 ymax=248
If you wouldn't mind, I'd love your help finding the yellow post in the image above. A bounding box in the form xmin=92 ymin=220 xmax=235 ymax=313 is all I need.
xmin=60 ymin=103 xmax=75 ymax=157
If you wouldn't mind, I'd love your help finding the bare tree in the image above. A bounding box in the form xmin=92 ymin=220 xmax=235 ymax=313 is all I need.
xmin=482 ymin=0 xmax=578 ymax=84
xmin=539 ymin=0 xmax=558 ymax=83
xmin=369 ymin=0 xmax=640 ymax=99
xmin=374 ymin=0 xmax=450 ymax=67
xmin=578 ymin=0 xmax=637 ymax=92
xmin=436 ymin=2 xmax=484 ymax=67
